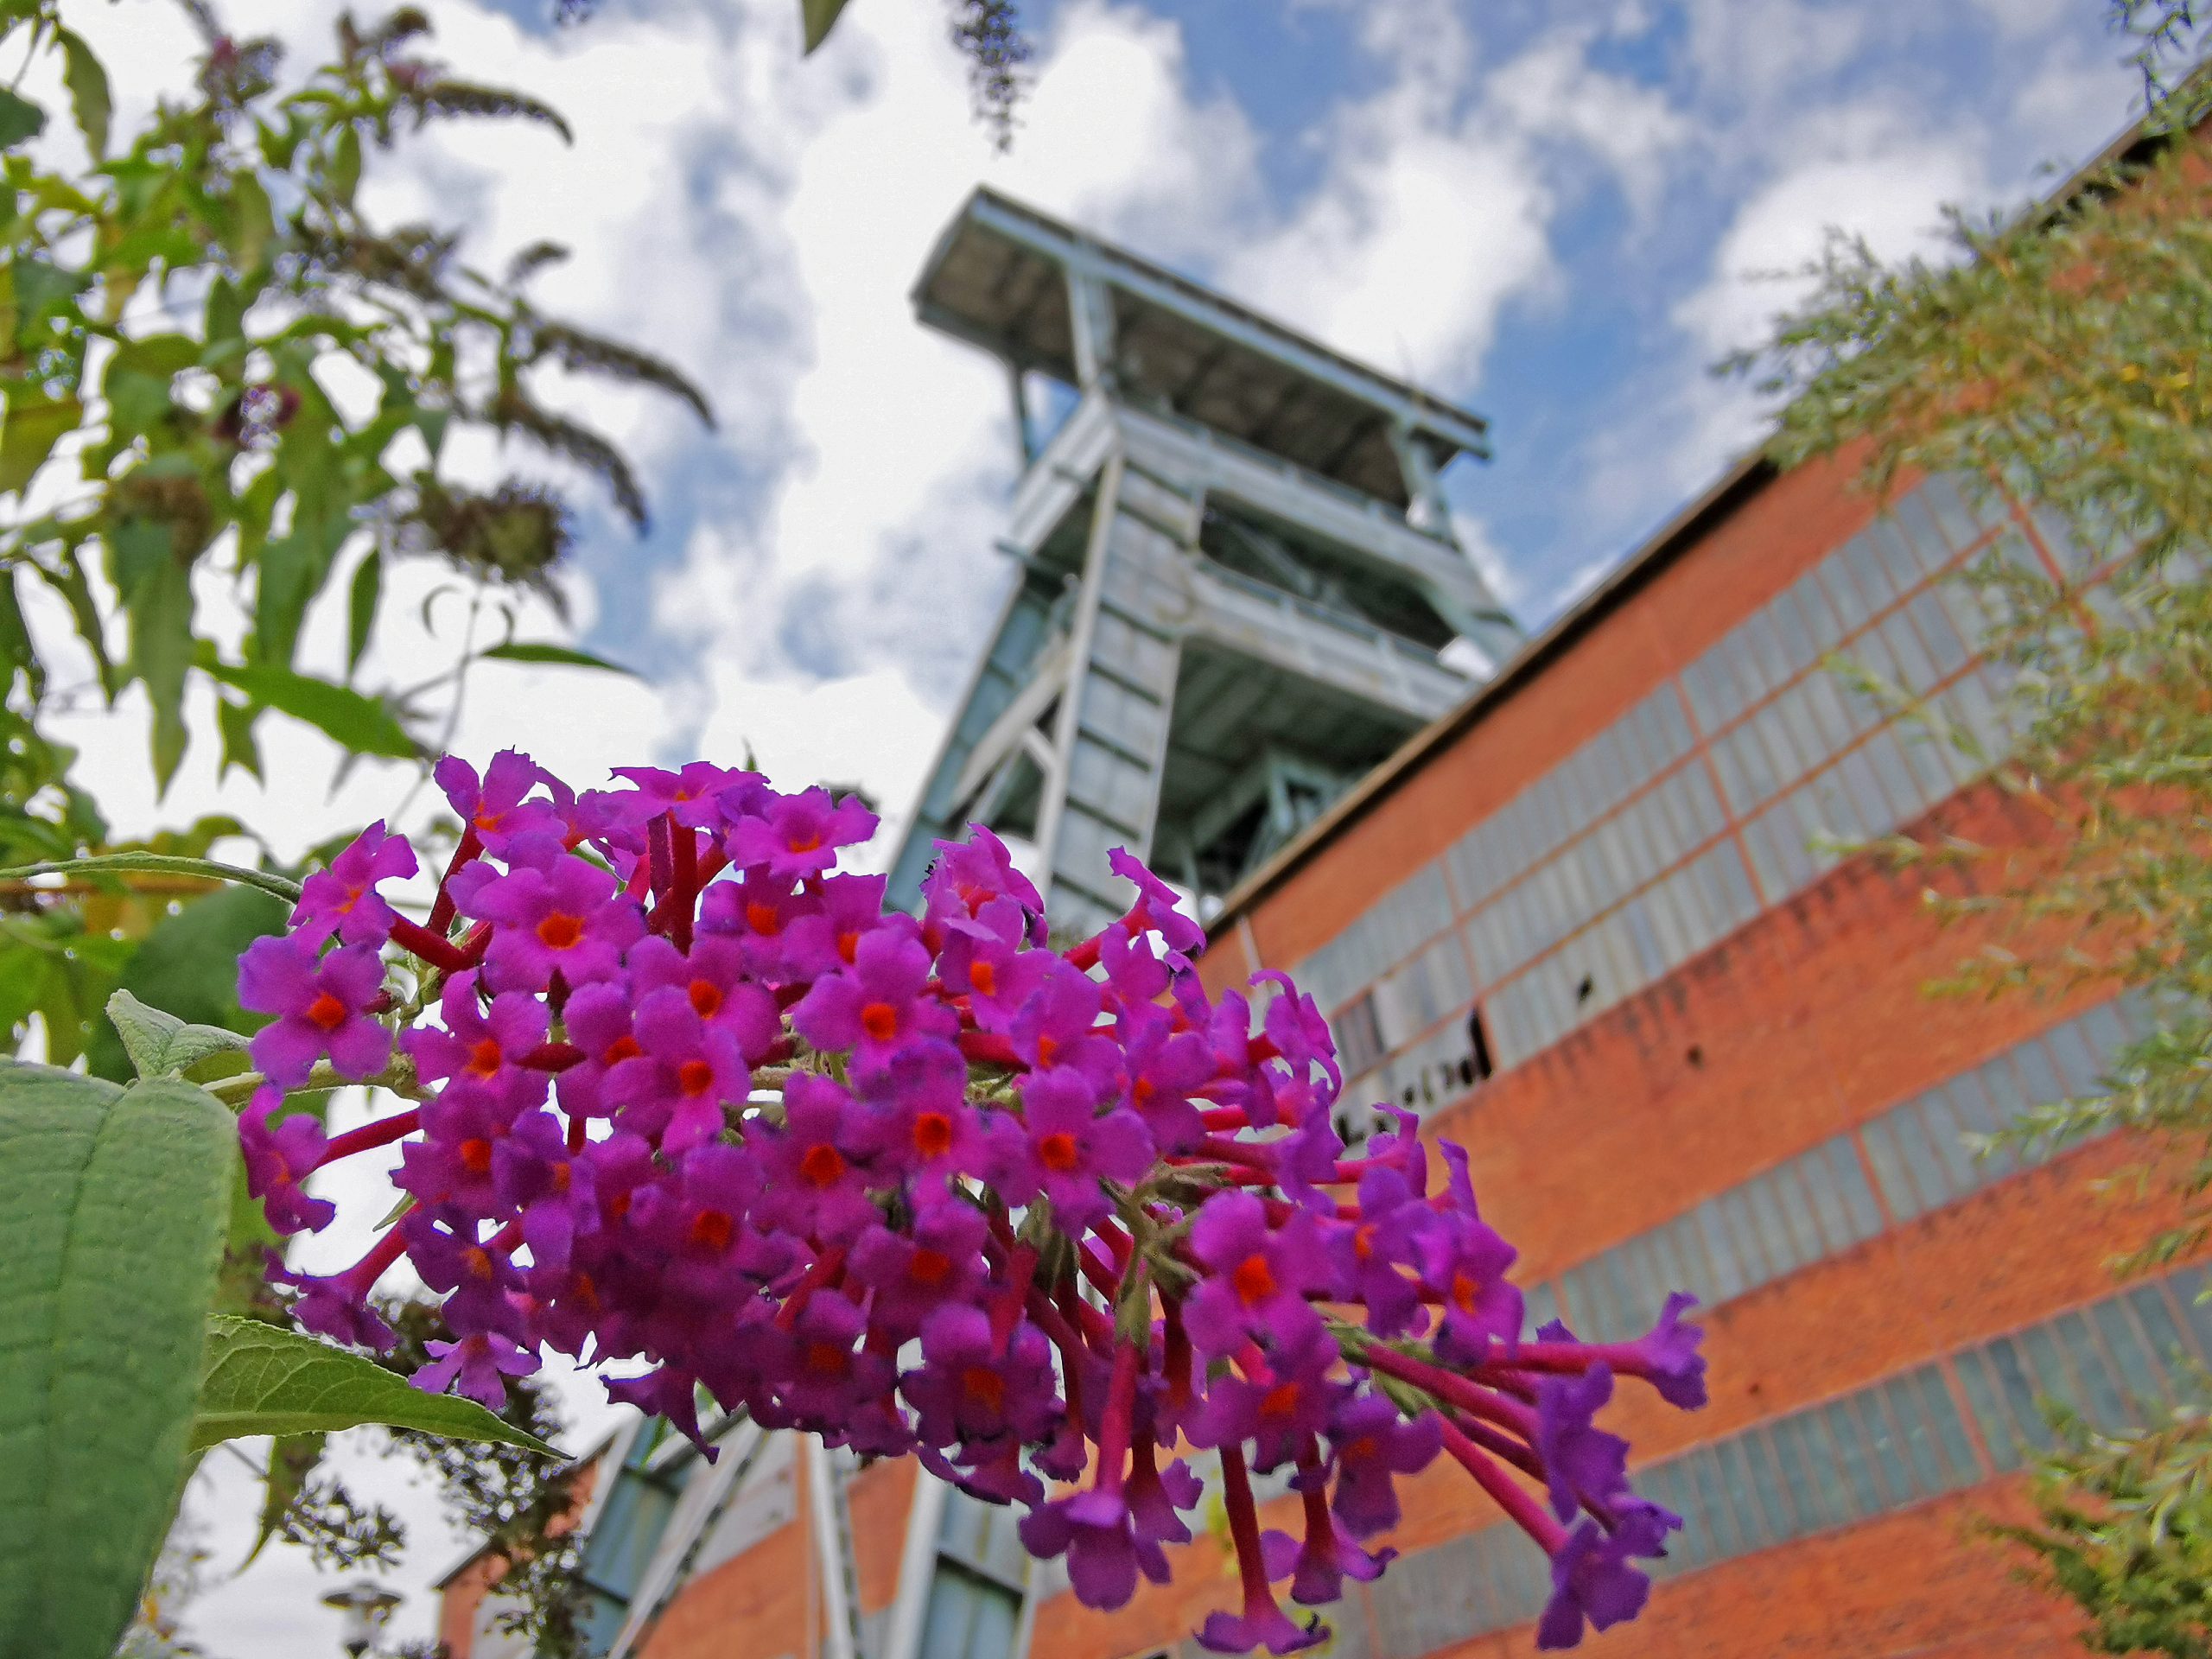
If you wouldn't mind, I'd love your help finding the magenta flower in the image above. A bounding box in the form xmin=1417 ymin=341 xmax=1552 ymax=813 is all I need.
xmin=1420 ymin=1210 xmax=1523 ymax=1363
xmin=724 ymin=786 xmax=877 ymax=881
xmin=606 ymin=987 xmax=751 ymax=1154
xmin=855 ymin=1039 xmax=1010 ymax=1196
xmin=1185 ymin=1192 xmax=1335 ymax=1358
xmin=612 ymin=760 xmax=765 ymax=830
xmin=1536 ymin=1366 xmax=1630 ymax=1522
xmin=1621 ymin=1293 xmax=1709 ymax=1409
xmin=435 ymin=750 xmax=563 ymax=855
xmin=552 ymin=982 xmax=643 ymax=1120
xmin=1116 ymin=1004 xmax=1212 ymax=1154
xmin=233 ymin=753 xmax=1710 ymax=1659
xmin=996 ymin=1068 xmax=1152 ymax=1236
xmin=1326 ymin=1390 xmax=1440 ymax=1538
xmin=1185 ymin=1327 xmax=1343 ymax=1471
xmin=1256 ymin=970 xmax=1342 ymax=1098
xmin=1344 ymin=1166 xmax=1434 ymax=1338
xmin=772 ymin=1292 xmax=893 ymax=1426
xmin=238 ymin=1086 xmax=334 ymax=1234
xmin=238 ymin=935 xmax=390 ymax=1087
xmin=493 ymin=1109 xmax=595 ymax=1272
xmin=467 ymin=855 xmax=643 ymax=994
xmin=1020 ymin=1485 xmax=1168 ymax=1612
xmin=629 ymin=935 xmax=779 ymax=1062
xmin=933 ymin=894 xmax=1047 ymax=1032
xmin=270 ymin=1259 xmax=395 ymax=1351
xmin=397 ymin=1091 xmax=513 ymax=1217
xmin=902 ymin=1304 xmax=1059 ymax=1446
xmin=1009 ymin=959 xmax=1117 ymax=1083
xmin=849 ymin=1203 xmax=988 ymax=1341
xmin=1535 ymin=1519 xmax=1652 ymax=1650
xmin=754 ymin=1074 xmax=879 ymax=1245
xmin=401 ymin=973 xmax=550 ymax=1114
xmin=780 ymin=874 xmax=895 ymax=982
xmin=1107 ymin=847 xmax=1205 ymax=960
xmin=1262 ymin=1502 xmax=1393 ymax=1606
xmin=791 ymin=927 xmax=956 ymax=1070
xmin=413 ymin=1331 xmax=537 ymax=1409
xmin=291 ymin=821 xmax=416 ymax=947
xmin=923 ymin=823 xmax=1043 ymax=941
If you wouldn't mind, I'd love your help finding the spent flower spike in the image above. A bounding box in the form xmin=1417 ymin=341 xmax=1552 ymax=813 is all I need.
xmin=235 ymin=751 xmax=1707 ymax=1651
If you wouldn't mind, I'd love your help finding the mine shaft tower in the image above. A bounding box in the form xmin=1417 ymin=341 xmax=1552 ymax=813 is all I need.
xmin=889 ymin=189 xmax=1522 ymax=933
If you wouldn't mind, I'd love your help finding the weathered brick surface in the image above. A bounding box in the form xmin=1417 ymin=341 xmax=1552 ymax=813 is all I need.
xmin=1441 ymin=1484 xmax=2083 ymax=1659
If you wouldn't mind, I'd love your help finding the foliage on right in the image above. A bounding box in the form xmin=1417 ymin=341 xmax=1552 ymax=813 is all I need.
xmin=1740 ymin=30 xmax=2212 ymax=1657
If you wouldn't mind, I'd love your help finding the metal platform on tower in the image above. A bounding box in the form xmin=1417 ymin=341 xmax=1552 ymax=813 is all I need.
xmin=887 ymin=188 xmax=1522 ymax=932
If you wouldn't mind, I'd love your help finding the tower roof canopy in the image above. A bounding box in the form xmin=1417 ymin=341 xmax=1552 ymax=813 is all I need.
xmin=913 ymin=188 xmax=1491 ymax=508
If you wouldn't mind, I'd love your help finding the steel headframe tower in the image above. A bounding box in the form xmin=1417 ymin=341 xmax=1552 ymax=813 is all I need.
xmin=890 ymin=189 xmax=1522 ymax=933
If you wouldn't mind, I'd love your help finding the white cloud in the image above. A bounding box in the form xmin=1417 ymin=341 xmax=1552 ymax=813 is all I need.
xmin=1674 ymin=135 xmax=1986 ymax=359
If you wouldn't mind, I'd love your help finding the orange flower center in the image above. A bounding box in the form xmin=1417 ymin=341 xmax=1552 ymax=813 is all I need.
xmin=912 ymin=1112 xmax=955 ymax=1159
xmin=462 ymin=1246 xmax=494 ymax=1280
xmin=969 ymin=958 xmax=997 ymax=997
xmin=603 ymin=1034 xmax=641 ymax=1065
xmin=1036 ymin=1033 xmax=1060 ymax=1065
xmin=459 ymin=1138 xmax=493 ymax=1175
xmin=963 ymin=1367 xmax=1005 ymax=1409
xmin=689 ymin=1210 xmax=734 ymax=1251
xmin=860 ymin=1002 xmax=899 ymax=1043
xmin=467 ymin=1038 xmax=503 ymax=1077
xmin=688 ymin=980 xmax=722 ymax=1018
xmin=787 ymin=830 xmax=823 ymax=853
xmin=1038 ymin=1131 xmax=1080 ymax=1173
xmin=746 ymin=900 xmax=782 ymax=936
xmin=1451 ymin=1271 xmax=1482 ymax=1314
xmin=536 ymin=912 xmax=584 ymax=950
xmin=1232 ymin=1254 xmax=1277 ymax=1304
xmin=677 ymin=1058 xmax=715 ymax=1096
xmin=909 ymin=1249 xmax=952 ymax=1287
xmin=1260 ymin=1382 xmax=1301 ymax=1419
xmin=800 ymin=1143 xmax=846 ymax=1187
xmin=1348 ymin=1434 xmax=1378 ymax=1461
xmin=305 ymin=992 xmax=348 ymax=1032
xmin=836 ymin=929 xmax=861 ymax=965
xmin=1353 ymin=1224 xmax=1377 ymax=1262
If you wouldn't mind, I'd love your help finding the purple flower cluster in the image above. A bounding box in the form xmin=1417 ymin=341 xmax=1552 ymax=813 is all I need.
xmin=235 ymin=750 xmax=1707 ymax=1652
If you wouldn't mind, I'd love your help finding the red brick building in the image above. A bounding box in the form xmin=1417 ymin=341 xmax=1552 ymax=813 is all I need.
xmin=440 ymin=123 xmax=2199 ymax=1659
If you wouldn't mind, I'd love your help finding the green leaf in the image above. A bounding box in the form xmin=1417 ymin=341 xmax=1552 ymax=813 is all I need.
xmin=328 ymin=124 xmax=360 ymax=206
xmin=104 ymin=988 xmax=251 ymax=1080
xmin=800 ymin=0 xmax=857 ymax=52
xmin=83 ymin=883 xmax=288 ymax=1086
xmin=479 ymin=640 xmax=637 ymax=676
xmin=215 ymin=694 xmax=263 ymax=782
xmin=206 ymin=662 xmax=419 ymax=760
xmin=1 ymin=396 xmax=82 ymax=495
xmin=346 ymin=548 xmax=381 ymax=677
xmin=0 ymin=1065 xmax=234 ymax=1659
xmin=191 ymin=1316 xmax=560 ymax=1457
xmin=224 ymin=171 xmax=274 ymax=273
xmin=246 ymin=1432 xmax=326 ymax=1566
xmin=202 ymin=276 xmax=245 ymax=348
xmin=55 ymin=28 xmax=108 ymax=159
xmin=0 ymin=563 xmax=40 ymax=700
xmin=0 ymin=86 xmax=44 ymax=149
xmin=122 ymin=552 xmax=194 ymax=791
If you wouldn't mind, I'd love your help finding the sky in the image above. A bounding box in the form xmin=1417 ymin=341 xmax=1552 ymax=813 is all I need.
xmin=16 ymin=0 xmax=2153 ymax=1652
